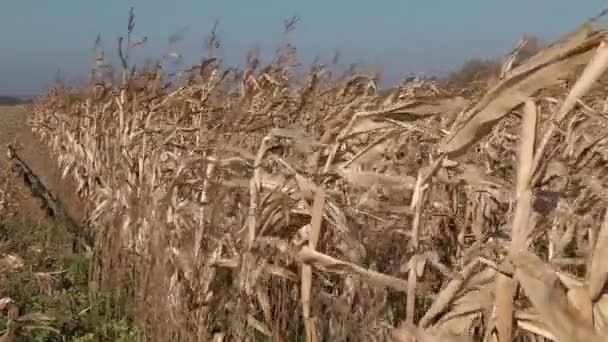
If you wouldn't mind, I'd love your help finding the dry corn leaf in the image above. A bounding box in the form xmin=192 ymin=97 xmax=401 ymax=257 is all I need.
xmin=336 ymin=168 xmax=417 ymax=190
xmin=441 ymin=29 xmax=604 ymax=157
xmin=512 ymin=250 xmax=601 ymax=342
xmin=557 ymin=271 xmax=585 ymax=290
xmin=531 ymin=39 xmax=608 ymax=181
xmin=566 ymin=286 xmax=594 ymax=329
xmin=349 ymin=117 xmax=393 ymax=136
xmin=393 ymin=321 xmax=473 ymax=342
xmin=556 ymin=41 xmax=608 ymax=121
xmin=247 ymin=315 xmax=272 ymax=337
xmin=589 ymin=209 xmax=608 ymax=301
xmin=594 ymin=293 xmax=608 ymax=332
xmin=515 ymin=310 xmax=556 ymax=341
xmin=434 ymin=286 xmax=493 ymax=326
xmin=419 ymin=260 xmax=480 ymax=328
xmin=507 ymin=22 xmax=592 ymax=81
xmin=457 ymin=164 xmax=510 ymax=190
xmin=375 ymin=97 xmax=469 ymax=122
xmin=296 ymin=246 xmax=408 ymax=292
xmin=272 ymin=127 xmax=326 ymax=156
xmin=264 ymin=264 xmax=298 ymax=282
xmin=416 ymin=254 xmax=427 ymax=277
xmin=429 ymin=313 xmax=479 ymax=341
xmin=342 ymin=129 xmax=398 ymax=169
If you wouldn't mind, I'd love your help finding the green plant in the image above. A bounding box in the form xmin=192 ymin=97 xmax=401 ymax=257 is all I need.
xmin=64 ymin=255 xmax=90 ymax=286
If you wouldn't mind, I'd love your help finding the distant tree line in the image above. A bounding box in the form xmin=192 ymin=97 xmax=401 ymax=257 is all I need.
xmin=0 ymin=95 xmax=31 ymax=105
xmin=443 ymin=35 xmax=543 ymax=89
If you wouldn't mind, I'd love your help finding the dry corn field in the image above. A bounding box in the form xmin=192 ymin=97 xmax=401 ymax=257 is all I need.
xmin=8 ymin=9 xmax=608 ymax=342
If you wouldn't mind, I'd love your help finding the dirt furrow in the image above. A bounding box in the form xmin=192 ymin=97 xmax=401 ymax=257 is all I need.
xmin=0 ymin=105 xmax=84 ymax=233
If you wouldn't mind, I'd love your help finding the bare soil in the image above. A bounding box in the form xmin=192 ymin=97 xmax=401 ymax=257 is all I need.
xmin=0 ymin=105 xmax=85 ymax=231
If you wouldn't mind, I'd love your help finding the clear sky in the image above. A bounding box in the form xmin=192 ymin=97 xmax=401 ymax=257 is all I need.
xmin=1 ymin=0 xmax=607 ymax=96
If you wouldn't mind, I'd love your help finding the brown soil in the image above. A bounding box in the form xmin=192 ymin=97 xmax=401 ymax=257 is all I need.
xmin=0 ymin=104 xmax=85 ymax=249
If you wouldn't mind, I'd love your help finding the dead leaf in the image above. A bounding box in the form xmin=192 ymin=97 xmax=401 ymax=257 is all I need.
xmin=336 ymin=168 xmax=417 ymax=190
xmin=566 ymin=286 xmax=594 ymax=329
xmin=441 ymin=28 xmax=605 ymax=157
xmin=297 ymin=246 xmax=408 ymax=292
xmin=512 ymin=250 xmax=600 ymax=342
xmin=376 ymin=97 xmax=469 ymax=122
xmin=589 ymin=209 xmax=608 ymax=301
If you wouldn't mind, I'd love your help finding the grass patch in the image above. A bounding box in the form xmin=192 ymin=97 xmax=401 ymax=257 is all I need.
xmin=0 ymin=216 xmax=140 ymax=341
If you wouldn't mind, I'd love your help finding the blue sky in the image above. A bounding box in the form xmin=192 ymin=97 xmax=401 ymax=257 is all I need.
xmin=1 ymin=0 xmax=606 ymax=96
